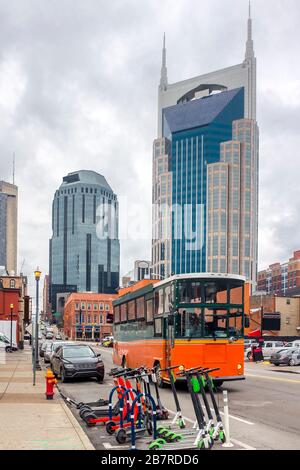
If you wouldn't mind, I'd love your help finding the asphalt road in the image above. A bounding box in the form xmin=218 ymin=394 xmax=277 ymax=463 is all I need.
xmin=57 ymin=346 xmax=300 ymax=451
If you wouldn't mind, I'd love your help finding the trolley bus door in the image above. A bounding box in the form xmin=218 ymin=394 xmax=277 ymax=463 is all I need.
xmin=164 ymin=315 xmax=175 ymax=368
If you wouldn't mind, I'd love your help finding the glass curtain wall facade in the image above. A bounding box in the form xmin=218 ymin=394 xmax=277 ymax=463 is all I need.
xmin=49 ymin=171 xmax=120 ymax=310
xmin=163 ymin=88 xmax=245 ymax=275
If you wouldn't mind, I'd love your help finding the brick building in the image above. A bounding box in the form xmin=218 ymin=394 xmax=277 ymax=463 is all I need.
xmin=0 ymin=271 xmax=30 ymax=348
xmin=257 ymin=250 xmax=300 ymax=296
xmin=250 ymin=294 xmax=300 ymax=337
xmin=64 ymin=293 xmax=117 ymax=341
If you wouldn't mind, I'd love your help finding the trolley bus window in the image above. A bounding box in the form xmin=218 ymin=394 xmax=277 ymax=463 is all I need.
xmin=114 ymin=305 xmax=120 ymax=324
xmin=136 ymin=296 xmax=145 ymax=320
xmin=154 ymin=318 xmax=163 ymax=337
xmin=154 ymin=289 xmax=164 ymax=316
xmin=174 ymin=308 xmax=243 ymax=339
xmin=175 ymin=309 xmax=202 ymax=338
xmin=146 ymin=299 xmax=153 ymax=323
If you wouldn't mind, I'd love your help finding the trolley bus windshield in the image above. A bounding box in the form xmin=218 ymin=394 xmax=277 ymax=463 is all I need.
xmin=173 ymin=278 xmax=245 ymax=339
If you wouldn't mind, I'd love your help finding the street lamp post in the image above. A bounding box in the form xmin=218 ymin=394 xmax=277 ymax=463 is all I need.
xmin=33 ymin=268 xmax=42 ymax=386
xmin=10 ymin=304 xmax=14 ymax=350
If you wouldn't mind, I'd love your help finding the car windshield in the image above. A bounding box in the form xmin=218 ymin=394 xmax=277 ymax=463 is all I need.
xmin=62 ymin=347 xmax=95 ymax=358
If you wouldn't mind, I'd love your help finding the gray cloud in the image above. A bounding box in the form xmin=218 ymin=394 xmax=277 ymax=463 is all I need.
xmin=0 ymin=0 xmax=299 ymax=293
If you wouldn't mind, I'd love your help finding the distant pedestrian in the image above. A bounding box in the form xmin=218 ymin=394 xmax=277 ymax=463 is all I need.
xmin=252 ymin=340 xmax=264 ymax=362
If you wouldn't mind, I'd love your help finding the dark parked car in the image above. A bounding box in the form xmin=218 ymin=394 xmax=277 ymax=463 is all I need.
xmin=270 ymin=348 xmax=298 ymax=366
xmin=51 ymin=345 xmax=104 ymax=383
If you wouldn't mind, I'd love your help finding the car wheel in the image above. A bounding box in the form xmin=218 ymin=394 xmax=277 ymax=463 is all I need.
xmin=289 ymin=359 xmax=294 ymax=366
xmin=96 ymin=375 xmax=104 ymax=383
xmin=60 ymin=368 xmax=68 ymax=383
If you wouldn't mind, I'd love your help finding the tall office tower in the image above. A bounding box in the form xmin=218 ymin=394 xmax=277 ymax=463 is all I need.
xmin=152 ymin=5 xmax=258 ymax=287
xmin=207 ymin=119 xmax=259 ymax=289
xmin=49 ymin=171 xmax=120 ymax=311
xmin=0 ymin=181 xmax=18 ymax=274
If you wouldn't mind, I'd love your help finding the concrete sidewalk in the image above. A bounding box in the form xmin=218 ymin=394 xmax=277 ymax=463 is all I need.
xmin=0 ymin=346 xmax=94 ymax=450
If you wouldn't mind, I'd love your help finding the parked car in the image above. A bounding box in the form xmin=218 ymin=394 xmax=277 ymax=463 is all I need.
xmin=46 ymin=341 xmax=76 ymax=366
xmin=102 ymin=336 xmax=114 ymax=347
xmin=43 ymin=342 xmax=53 ymax=363
xmin=290 ymin=349 xmax=300 ymax=366
xmin=45 ymin=332 xmax=54 ymax=340
xmin=0 ymin=332 xmax=18 ymax=351
xmin=292 ymin=341 xmax=300 ymax=349
xmin=55 ymin=333 xmax=63 ymax=340
xmin=51 ymin=345 xmax=104 ymax=383
xmin=270 ymin=348 xmax=299 ymax=366
xmin=262 ymin=341 xmax=291 ymax=359
xmin=244 ymin=339 xmax=257 ymax=350
xmin=40 ymin=340 xmax=51 ymax=357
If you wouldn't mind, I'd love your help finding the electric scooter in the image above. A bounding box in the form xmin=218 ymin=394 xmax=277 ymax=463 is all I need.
xmin=197 ymin=367 xmax=226 ymax=443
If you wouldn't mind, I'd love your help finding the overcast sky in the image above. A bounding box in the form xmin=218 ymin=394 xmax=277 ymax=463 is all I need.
xmin=0 ymin=0 xmax=299 ymax=294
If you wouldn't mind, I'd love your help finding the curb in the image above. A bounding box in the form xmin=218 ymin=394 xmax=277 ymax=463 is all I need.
xmin=60 ymin=399 xmax=95 ymax=450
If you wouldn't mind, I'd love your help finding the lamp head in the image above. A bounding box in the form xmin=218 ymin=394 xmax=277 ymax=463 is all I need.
xmin=10 ymin=303 xmax=14 ymax=309
xmin=34 ymin=267 xmax=42 ymax=281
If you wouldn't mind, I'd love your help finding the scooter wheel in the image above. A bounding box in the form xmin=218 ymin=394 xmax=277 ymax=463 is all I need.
xmin=219 ymin=431 xmax=226 ymax=444
xmin=149 ymin=443 xmax=163 ymax=450
xmin=79 ymin=407 xmax=92 ymax=418
xmin=84 ymin=412 xmax=97 ymax=427
xmin=115 ymin=428 xmax=127 ymax=444
xmin=106 ymin=420 xmax=116 ymax=435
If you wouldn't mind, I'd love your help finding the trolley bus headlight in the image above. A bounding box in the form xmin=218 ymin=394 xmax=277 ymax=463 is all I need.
xmin=237 ymin=363 xmax=242 ymax=370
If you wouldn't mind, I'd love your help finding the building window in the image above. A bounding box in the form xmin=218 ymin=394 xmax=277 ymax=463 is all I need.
xmin=105 ymin=304 xmax=110 ymax=311
xmin=87 ymin=315 xmax=91 ymax=323
xmin=100 ymin=314 xmax=104 ymax=324
xmin=81 ymin=303 xmax=85 ymax=310
xmin=94 ymin=315 xmax=98 ymax=323
xmin=10 ymin=279 xmax=15 ymax=288
xmin=76 ymin=314 xmax=79 ymax=323
xmin=100 ymin=303 xmax=104 ymax=311
xmin=75 ymin=303 xmax=80 ymax=310
xmin=87 ymin=304 xmax=91 ymax=310
xmin=94 ymin=304 xmax=98 ymax=310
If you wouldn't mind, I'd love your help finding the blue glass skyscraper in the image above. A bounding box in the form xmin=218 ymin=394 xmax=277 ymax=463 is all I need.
xmin=162 ymin=88 xmax=244 ymax=274
xmin=49 ymin=171 xmax=120 ymax=310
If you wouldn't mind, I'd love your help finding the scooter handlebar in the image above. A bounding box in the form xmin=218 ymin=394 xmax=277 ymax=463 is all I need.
xmin=159 ymin=365 xmax=182 ymax=372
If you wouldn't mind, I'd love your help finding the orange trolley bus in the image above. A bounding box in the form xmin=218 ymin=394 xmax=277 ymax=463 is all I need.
xmin=113 ymin=273 xmax=249 ymax=387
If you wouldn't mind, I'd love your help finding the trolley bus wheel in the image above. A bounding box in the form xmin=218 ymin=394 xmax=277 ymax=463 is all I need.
xmin=155 ymin=363 xmax=167 ymax=389
xmin=213 ymin=380 xmax=223 ymax=388
xmin=115 ymin=428 xmax=127 ymax=444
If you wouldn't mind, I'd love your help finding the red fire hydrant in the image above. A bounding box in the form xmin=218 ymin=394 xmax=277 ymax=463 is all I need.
xmin=45 ymin=369 xmax=57 ymax=400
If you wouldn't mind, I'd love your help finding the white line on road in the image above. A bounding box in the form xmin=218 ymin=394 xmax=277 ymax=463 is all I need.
xmin=231 ymin=438 xmax=256 ymax=451
xmin=218 ymin=409 xmax=255 ymax=426
xmin=167 ymin=410 xmax=255 ymax=450
xmin=103 ymin=442 xmax=130 ymax=450
xmin=167 ymin=408 xmax=254 ymax=426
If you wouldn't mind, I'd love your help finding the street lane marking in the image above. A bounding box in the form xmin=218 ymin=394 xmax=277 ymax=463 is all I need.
xmin=167 ymin=410 xmax=255 ymax=450
xmin=168 ymin=408 xmax=254 ymax=426
xmin=103 ymin=442 xmax=130 ymax=450
xmin=217 ymin=409 xmax=255 ymax=426
xmin=247 ymin=373 xmax=300 ymax=384
xmin=231 ymin=438 xmax=256 ymax=450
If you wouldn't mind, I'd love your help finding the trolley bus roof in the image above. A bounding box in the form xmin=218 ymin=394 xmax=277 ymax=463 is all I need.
xmin=153 ymin=273 xmax=246 ymax=288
